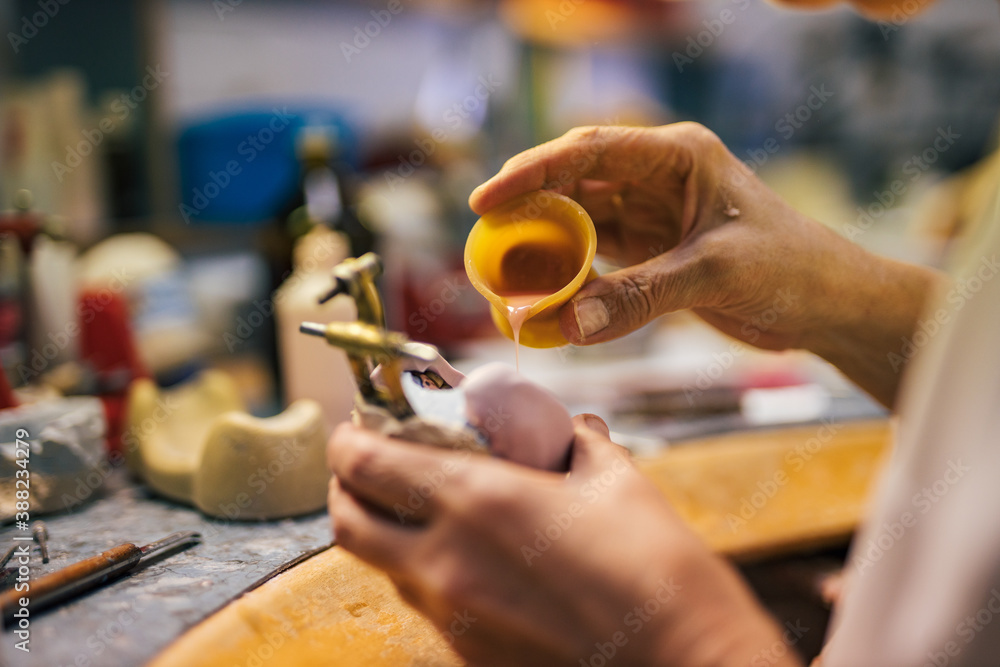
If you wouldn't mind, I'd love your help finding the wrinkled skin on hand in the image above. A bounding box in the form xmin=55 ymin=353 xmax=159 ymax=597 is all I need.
xmin=327 ymin=415 xmax=801 ymax=667
xmin=471 ymin=124 xmax=946 ymax=408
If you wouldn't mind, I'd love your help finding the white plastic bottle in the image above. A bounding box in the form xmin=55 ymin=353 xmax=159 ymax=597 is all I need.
xmin=275 ymin=225 xmax=357 ymax=436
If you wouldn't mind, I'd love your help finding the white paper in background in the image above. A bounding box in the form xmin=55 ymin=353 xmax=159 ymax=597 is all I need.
xmin=741 ymin=384 xmax=831 ymax=426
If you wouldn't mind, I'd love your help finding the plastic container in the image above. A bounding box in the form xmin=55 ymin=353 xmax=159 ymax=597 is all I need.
xmin=275 ymin=226 xmax=356 ymax=435
xmin=465 ymin=191 xmax=597 ymax=348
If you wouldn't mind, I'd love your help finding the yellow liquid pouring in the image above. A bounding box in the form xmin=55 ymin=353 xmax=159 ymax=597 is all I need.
xmin=501 ymin=293 xmax=550 ymax=371
xmin=494 ymin=238 xmax=582 ymax=371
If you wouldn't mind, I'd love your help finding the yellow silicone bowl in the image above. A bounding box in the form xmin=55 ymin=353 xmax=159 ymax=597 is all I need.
xmin=465 ymin=191 xmax=597 ymax=348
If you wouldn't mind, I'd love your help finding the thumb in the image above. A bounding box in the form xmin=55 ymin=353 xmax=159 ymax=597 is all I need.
xmin=569 ymin=414 xmax=631 ymax=475
xmin=559 ymin=247 xmax=705 ymax=345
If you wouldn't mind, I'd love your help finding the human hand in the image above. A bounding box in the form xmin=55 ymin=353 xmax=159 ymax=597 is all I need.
xmin=470 ymin=124 xmax=945 ymax=407
xmin=327 ymin=415 xmax=801 ymax=667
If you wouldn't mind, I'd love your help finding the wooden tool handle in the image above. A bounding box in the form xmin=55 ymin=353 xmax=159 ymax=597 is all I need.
xmin=1 ymin=543 xmax=142 ymax=623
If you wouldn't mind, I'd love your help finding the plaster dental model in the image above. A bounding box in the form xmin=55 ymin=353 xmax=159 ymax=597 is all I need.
xmin=126 ymin=370 xmax=328 ymax=520
xmin=463 ymin=363 xmax=575 ymax=472
xmin=373 ymin=354 xmax=575 ymax=473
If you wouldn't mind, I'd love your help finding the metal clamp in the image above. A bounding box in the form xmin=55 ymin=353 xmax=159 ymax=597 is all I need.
xmin=302 ymin=253 xmax=438 ymax=420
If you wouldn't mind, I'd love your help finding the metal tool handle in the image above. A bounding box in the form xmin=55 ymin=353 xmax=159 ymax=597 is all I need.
xmin=0 ymin=543 xmax=142 ymax=624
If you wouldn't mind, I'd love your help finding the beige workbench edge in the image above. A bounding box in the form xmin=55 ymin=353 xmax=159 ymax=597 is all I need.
xmin=150 ymin=419 xmax=891 ymax=667
xmin=637 ymin=419 xmax=892 ymax=561
xmin=147 ymin=544 xmax=464 ymax=667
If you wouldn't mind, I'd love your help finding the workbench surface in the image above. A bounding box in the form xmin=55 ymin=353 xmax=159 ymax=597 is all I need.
xmin=0 ymin=468 xmax=332 ymax=667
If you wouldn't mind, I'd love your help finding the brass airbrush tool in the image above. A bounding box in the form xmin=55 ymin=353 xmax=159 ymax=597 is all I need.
xmin=301 ymin=253 xmax=485 ymax=452
xmin=314 ymin=253 xmax=386 ymax=400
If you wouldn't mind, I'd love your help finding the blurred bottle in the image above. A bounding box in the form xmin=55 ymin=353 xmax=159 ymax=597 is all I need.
xmin=1 ymin=190 xmax=68 ymax=386
xmin=267 ymin=127 xmax=375 ymax=288
xmin=360 ymin=176 xmax=491 ymax=350
xmin=274 ymin=225 xmax=356 ymax=436
xmin=0 ymin=235 xmax=24 ymax=374
xmin=263 ymin=126 xmax=374 ymax=397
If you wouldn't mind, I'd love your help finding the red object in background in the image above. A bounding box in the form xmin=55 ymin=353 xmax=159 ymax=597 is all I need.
xmin=740 ymin=368 xmax=810 ymax=390
xmin=0 ymin=363 xmax=17 ymax=410
xmin=0 ymin=212 xmax=42 ymax=256
xmin=78 ymin=289 xmax=148 ymax=454
xmin=0 ymin=295 xmax=21 ymax=350
xmin=398 ymin=261 xmax=495 ymax=349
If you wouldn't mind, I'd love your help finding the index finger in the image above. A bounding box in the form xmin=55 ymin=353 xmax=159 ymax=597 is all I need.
xmin=327 ymin=423 xmax=475 ymax=521
xmin=468 ymin=124 xmax=689 ymax=214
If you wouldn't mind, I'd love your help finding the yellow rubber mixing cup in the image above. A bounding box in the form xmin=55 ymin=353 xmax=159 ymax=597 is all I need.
xmin=465 ymin=191 xmax=597 ymax=348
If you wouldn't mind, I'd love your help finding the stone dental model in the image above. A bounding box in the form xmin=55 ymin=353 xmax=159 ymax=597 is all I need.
xmin=125 ymin=370 xmax=328 ymax=520
xmin=372 ymin=354 xmax=575 ymax=472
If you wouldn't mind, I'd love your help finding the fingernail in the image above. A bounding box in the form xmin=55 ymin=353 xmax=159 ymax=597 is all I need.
xmin=574 ymin=298 xmax=609 ymax=340
xmin=583 ymin=414 xmax=610 ymax=437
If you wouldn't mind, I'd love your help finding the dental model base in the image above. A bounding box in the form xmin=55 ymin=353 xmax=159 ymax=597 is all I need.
xmin=126 ymin=370 xmax=329 ymax=520
xmin=301 ymin=253 xmax=575 ymax=472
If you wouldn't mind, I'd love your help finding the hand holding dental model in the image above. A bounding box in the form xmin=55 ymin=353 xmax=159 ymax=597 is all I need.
xmin=325 ymin=102 xmax=993 ymax=664
xmin=325 ymin=0 xmax=1000 ymax=661
xmin=328 ymin=118 xmax=944 ymax=666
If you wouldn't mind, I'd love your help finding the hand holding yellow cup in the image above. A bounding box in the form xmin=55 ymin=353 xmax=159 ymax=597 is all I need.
xmin=465 ymin=191 xmax=598 ymax=348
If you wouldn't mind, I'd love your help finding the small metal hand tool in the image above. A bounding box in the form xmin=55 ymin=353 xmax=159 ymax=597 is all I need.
xmin=31 ymin=521 xmax=49 ymax=563
xmin=0 ymin=545 xmax=15 ymax=569
xmin=0 ymin=531 xmax=201 ymax=624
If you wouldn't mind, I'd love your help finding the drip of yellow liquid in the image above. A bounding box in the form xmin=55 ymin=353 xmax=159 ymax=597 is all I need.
xmin=492 ymin=238 xmax=582 ymax=370
xmin=501 ymin=293 xmax=550 ymax=371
